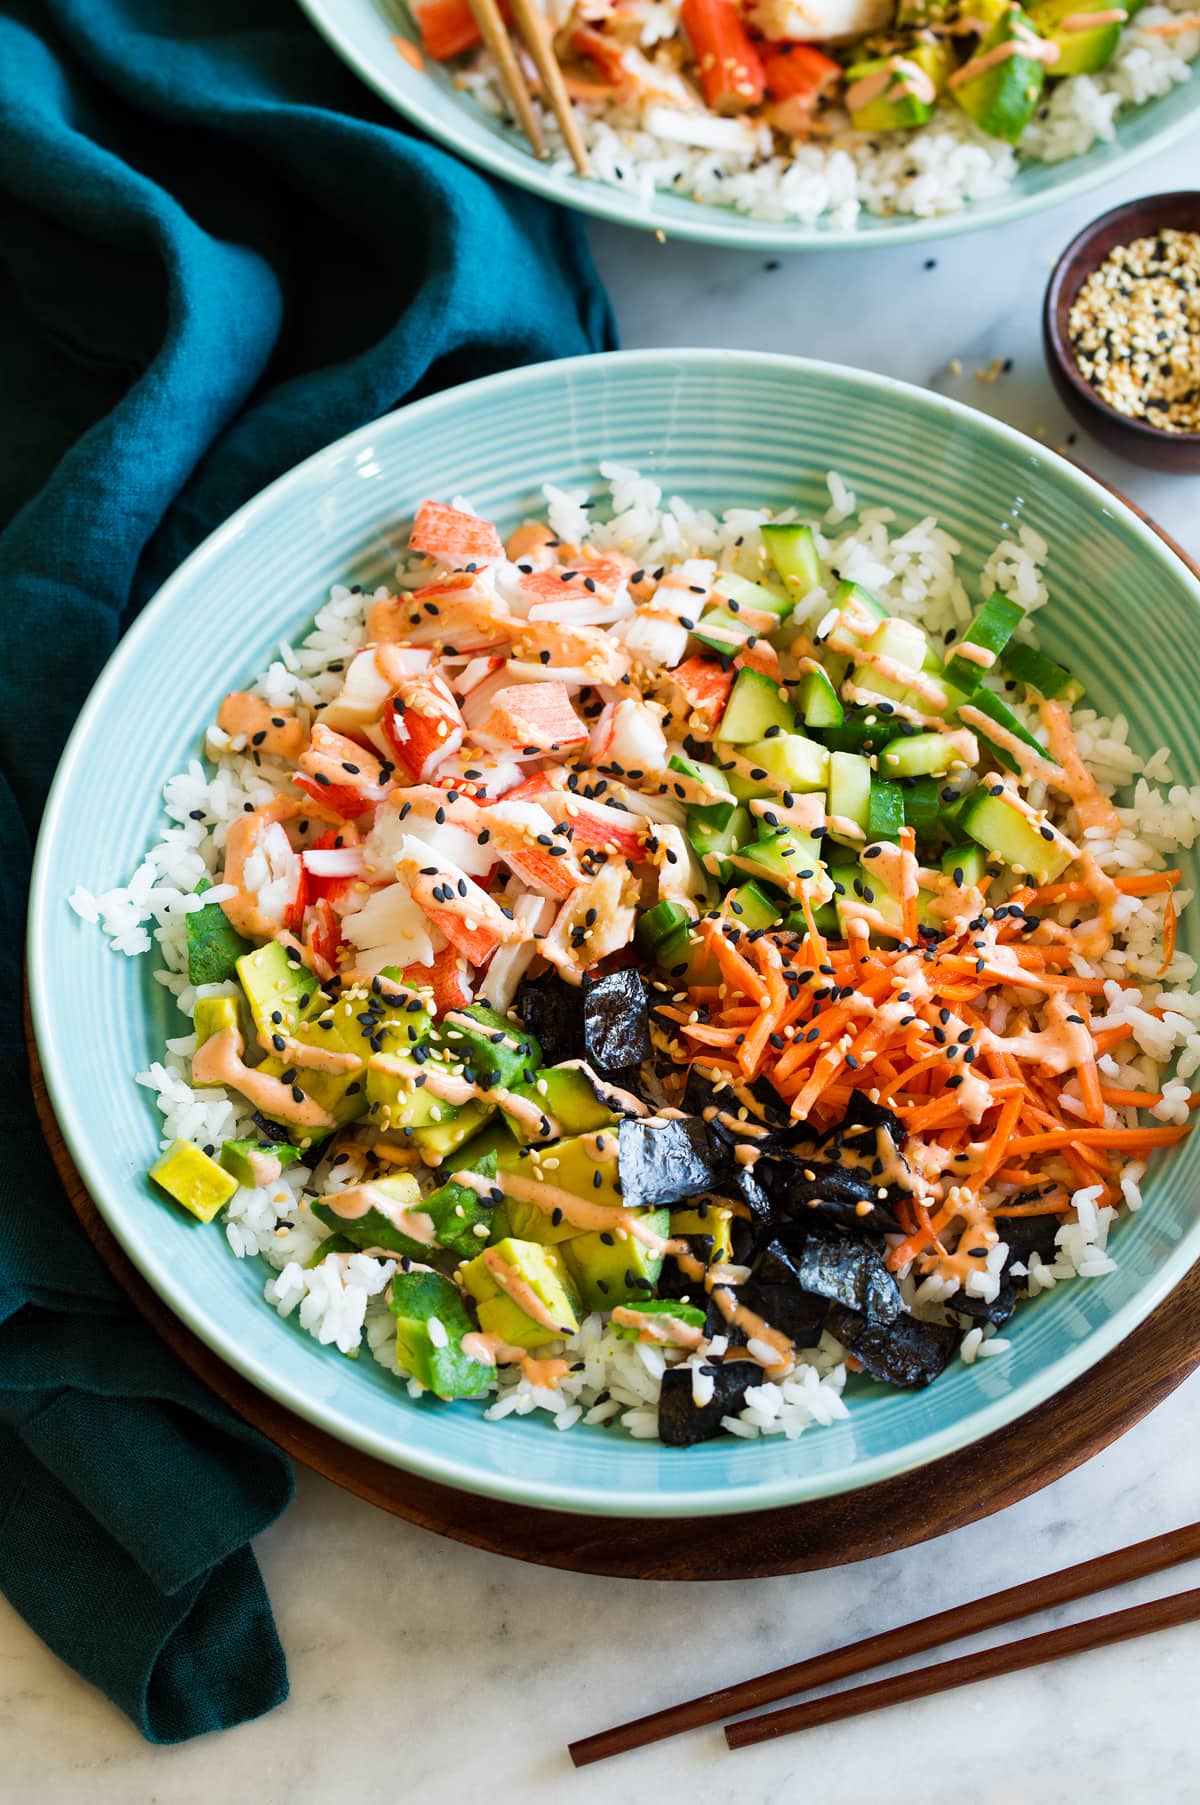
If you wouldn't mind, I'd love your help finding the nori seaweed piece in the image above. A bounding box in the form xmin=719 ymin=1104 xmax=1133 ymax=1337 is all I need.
xmin=950 ymin=1276 xmax=1018 ymax=1329
xmin=753 ymin=1237 xmax=805 ymax=1286
xmin=683 ymin=1066 xmax=795 ymax=1151
xmin=657 ymin=1234 xmax=715 ymax=1301
xmin=951 ymin=1208 xmax=1060 ymax=1326
xmin=515 ymin=974 xmax=583 ymax=1066
xmin=819 ymin=1090 xmax=905 ymax=1154
xmin=795 ymin=1229 xmax=903 ymax=1325
xmin=658 ymin=1359 xmax=761 ymax=1446
xmin=738 ymin=1282 xmax=829 ymax=1348
xmin=825 ymin=1305 xmax=959 ymax=1389
xmin=582 ymin=968 xmax=652 ymax=1075
xmin=756 ymin=1154 xmax=903 ymax=1237
xmin=720 ymin=1160 xmax=773 ymax=1222
xmin=617 ymin=1116 xmax=716 ymax=1210
xmin=995 ymin=1210 xmax=1062 ymax=1269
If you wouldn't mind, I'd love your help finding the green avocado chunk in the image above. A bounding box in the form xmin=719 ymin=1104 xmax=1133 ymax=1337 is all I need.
xmin=612 ymin=1299 xmax=707 ymax=1343
xmin=458 ymin=1237 xmax=582 ymax=1350
xmin=500 ymin=1065 xmax=616 ymax=1147
xmin=952 ymin=5 xmax=1049 ymax=143
xmin=186 ymin=879 xmax=252 ymax=986
xmin=421 ymin=1154 xmax=501 ymax=1256
xmin=219 ymin=1138 xmax=302 ymax=1187
xmin=388 ymin=1270 xmax=494 ymax=1399
xmin=563 ymin=1207 xmax=670 ymax=1313
xmin=149 ymin=1139 xmax=237 ymax=1223
xmin=312 ymin=1170 xmax=434 ymax=1259
xmin=435 ymin=1002 xmax=541 ymax=1091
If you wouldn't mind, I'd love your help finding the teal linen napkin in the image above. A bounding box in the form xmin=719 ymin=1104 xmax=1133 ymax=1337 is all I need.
xmin=0 ymin=0 xmax=615 ymax=1741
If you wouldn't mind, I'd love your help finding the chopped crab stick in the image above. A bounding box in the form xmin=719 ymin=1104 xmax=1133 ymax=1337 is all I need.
xmin=679 ymin=0 xmax=766 ymax=112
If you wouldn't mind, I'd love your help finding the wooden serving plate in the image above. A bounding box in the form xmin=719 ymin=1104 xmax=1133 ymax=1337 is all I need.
xmin=26 ymin=475 xmax=1200 ymax=1579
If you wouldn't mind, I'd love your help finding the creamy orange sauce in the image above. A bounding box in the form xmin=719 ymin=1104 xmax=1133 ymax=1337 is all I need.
xmin=951 ymin=641 xmax=998 ymax=669
xmin=956 ymin=705 xmax=1061 ymax=787
xmin=244 ymin=1148 xmax=284 ymax=1188
xmin=949 ymin=21 xmax=1061 ymax=87
xmin=191 ymin=1026 xmax=335 ymax=1129
xmin=1061 ymin=6 xmax=1126 ymax=24
xmin=1039 ymin=700 xmax=1122 ymax=833
xmin=216 ymin=692 xmax=306 ymax=761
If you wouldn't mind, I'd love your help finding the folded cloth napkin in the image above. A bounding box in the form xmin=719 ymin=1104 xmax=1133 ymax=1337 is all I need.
xmin=0 ymin=0 xmax=615 ymax=1742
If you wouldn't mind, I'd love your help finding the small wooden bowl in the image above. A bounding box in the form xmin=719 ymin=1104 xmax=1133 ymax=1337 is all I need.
xmin=1043 ymin=191 xmax=1200 ymax=473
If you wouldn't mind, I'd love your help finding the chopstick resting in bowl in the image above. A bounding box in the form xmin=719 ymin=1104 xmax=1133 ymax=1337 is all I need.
xmin=464 ymin=0 xmax=591 ymax=173
xmin=568 ymin=1520 xmax=1200 ymax=1767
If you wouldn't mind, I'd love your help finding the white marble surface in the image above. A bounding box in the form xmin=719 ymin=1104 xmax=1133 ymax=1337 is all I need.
xmin=6 ymin=135 xmax=1200 ymax=1803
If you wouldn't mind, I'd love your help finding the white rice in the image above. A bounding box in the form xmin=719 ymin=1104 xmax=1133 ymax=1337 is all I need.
xmin=451 ymin=2 xmax=1199 ymax=227
xmin=76 ymin=463 xmax=1200 ymax=1438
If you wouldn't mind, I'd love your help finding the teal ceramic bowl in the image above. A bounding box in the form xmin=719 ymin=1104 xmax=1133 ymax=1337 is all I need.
xmin=297 ymin=0 xmax=1199 ymax=251
xmin=29 ymin=351 xmax=1200 ymax=1518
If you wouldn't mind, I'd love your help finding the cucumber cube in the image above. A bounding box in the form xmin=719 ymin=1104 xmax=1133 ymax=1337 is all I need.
xmin=719 ymin=667 xmax=794 ymax=744
xmin=761 ymin=522 xmax=822 ymax=597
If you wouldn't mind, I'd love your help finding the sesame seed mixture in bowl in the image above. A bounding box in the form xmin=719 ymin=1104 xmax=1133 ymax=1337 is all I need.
xmin=70 ymin=456 xmax=1200 ymax=1450
xmin=1068 ymin=226 xmax=1200 ymax=431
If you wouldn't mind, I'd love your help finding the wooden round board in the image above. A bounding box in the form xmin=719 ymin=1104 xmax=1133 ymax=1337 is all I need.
xmin=27 ymin=474 xmax=1200 ymax=1581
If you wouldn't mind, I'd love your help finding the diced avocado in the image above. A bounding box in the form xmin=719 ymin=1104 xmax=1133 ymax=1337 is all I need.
xmin=410 ymin=1098 xmax=496 ymax=1162
xmin=821 ymin=580 xmax=888 ymax=658
xmin=901 ymin=774 xmax=941 ymax=838
xmin=797 ymin=662 xmax=845 ymax=730
xmin=1030 ymin=0 xmax=1123 ymax=71
xmin=612 ymin=1299 xmax=707 ymax=1343
xmin=637 ymin=898 xmax=692 ymax=955
xmin=728 ymin=880 xmax=783 ymax=931
xmin=761 ymin=522 xmax=822 ymax=598
xmin=458 ymin=1237 xmax=582 ymax=1350
xmin=866 ymin=778 xmax=905 ymax=842
xmin=185 ymin=879 xmax=252 ymax=987
xmin=943 ymin=592 xmax=1025 ymax=693
xmin=563 ymin=1207 xmax=670 ymax=1312
xmin=219 ymin=1137 xmax=302 ymax=1186
xmin=738 ymin=733 xmax=829 ymax=794
xmin=364 ymin=1063 xmax=456 ymax=1135
xmin=962 ymin=788 xmax=1073 ymax=884
xmin=421 ymin=1155 xmax=501 ymax=1256
xmin=846 ymin=41 xmax=951 ymax=130
xmin=843 ymin=848 xmax=905 ymax=936
xmin=436 ymin=1002 xmax=540 ymax=1091
xmin=388 ymin=1269 xmax=494 ymax=1399
xmin=953 ymin=6 xmax=1048 ymax=142
xmin=688 ymin=803 xmax=752 ymax=882
xmin=961 ymin=687 xmax=1057 ymax=774
xmin=999 ymin=638 xmax=1084 ymax=703
xmin=941 ymin=842 xmax=989 ymax=886
xmin=236 ymin=940 xmax=319 ymax=1044
xmin=312 ymin=1170 xmax=434 ymax=1258
xmin=729 ymin=829 xmax=831 ymax=904
xmin=501 ymin=1066 xmax=615 ymax=1147
xmin=193 ymin=994 xmax=240 ymax=1048
xmin=306 ymin=1232 xmax=358 ymax=1266
xmin=149 ymin=1139 xmax=237 ymax=1223
xmin=827 ymin=749 xmax=872 ymax=837
xmin=713 ymin=571 xmax=792 ymax=619
xmin=495 ymin=1129 xmax=621 ymax=1244
xmin=671 ymin=1203 xmax=735 ymax=1263
xmin=880 ymin=731 xmax=973 ymax=780
xmin=450 ymin=1117 xmax=521 ymax=1171
xmin=719 ymin=667 xmax=794 ymax=744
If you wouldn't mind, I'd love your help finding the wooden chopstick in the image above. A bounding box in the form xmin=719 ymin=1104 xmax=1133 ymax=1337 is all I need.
xmin=727 ymin=1586 xmax=1200 ymax=1748
xmin=567 ymin=1521 xmax=1200 ymax=1767
xmin=465 ymin=0 xmax=547 ymax=158
xmin=506 ymin=0 xmax=591 ymax=175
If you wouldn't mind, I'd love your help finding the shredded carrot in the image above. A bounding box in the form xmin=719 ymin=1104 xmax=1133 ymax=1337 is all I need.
xmin=1159 ymin=885 xmax=1178 ymax=978
xmin=1005 ymin=1125 xmax=1190 ymax=1154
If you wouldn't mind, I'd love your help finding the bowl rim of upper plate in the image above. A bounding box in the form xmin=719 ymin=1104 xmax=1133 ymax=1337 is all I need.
xmin=27 ymin=347 xmax=1200 ymax=1517
xmin=296 ymin=0 xmax=1200 ymax=253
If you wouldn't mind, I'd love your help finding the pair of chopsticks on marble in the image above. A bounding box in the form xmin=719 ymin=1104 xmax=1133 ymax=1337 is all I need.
xmin=464 ymin=0 xmax=591 ymax=174
xmin=569 ymin=1521 xmax=1200 ymax=1766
